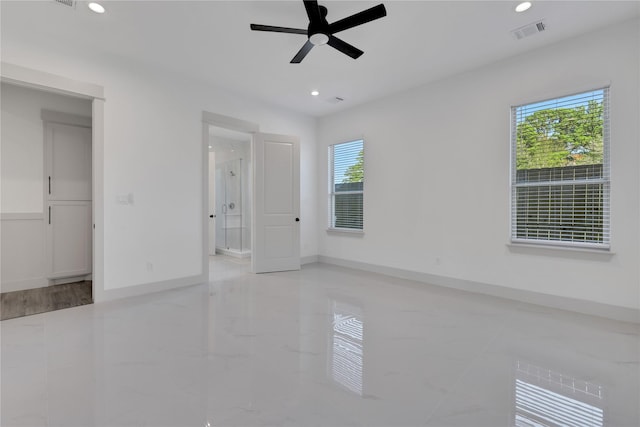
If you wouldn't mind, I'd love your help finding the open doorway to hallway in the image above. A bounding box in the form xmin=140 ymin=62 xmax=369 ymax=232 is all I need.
xmin=1 ymin=82 xmax=94 ymax=320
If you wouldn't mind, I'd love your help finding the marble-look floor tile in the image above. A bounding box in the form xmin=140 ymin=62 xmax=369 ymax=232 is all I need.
xmin=1 ymin=256 xmax=638 ymax=426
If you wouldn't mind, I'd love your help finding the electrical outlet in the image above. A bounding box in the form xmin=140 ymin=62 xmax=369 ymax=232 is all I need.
xmin=116 ymin=193 xmax=134 ymax=205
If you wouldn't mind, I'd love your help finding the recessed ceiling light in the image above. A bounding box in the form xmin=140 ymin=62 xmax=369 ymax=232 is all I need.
xmin=515 ymin=2 xmax=532 ymax=12
xmin=88 ymin=2 xmax=105 ymax=14
xmin=311 ymin=90 xmax=320 ymax=96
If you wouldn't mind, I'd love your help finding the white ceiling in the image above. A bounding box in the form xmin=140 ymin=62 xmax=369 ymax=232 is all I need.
xmin=2 ymin=1 xmax=638 ymax=117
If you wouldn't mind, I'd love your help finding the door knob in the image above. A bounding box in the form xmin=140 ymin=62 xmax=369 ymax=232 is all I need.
xmin=295 ymin=218 xmax=300 ymax=222
xmin=210 ymin=214 xmax=216 ymax=218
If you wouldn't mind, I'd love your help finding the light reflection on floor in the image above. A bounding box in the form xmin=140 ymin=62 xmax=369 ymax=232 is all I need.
xmin=330 ymin=299 xmax=364 ymax=395
xmin=515 ymin=360 xmax=604 ymax=427
xmin=1 ymin=255 xmax=638 ymax=426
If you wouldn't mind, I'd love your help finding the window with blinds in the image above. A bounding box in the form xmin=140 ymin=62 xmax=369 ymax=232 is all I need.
xmin=511 ymin=88 xmax=610 ymax=249
xmin=329 ymin=140 xmax=364 ymax=230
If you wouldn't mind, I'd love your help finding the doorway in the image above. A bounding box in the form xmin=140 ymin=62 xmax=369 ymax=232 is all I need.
xmin=44 ymin=112 xmax=93 ymax=284
xmin=0 ymin=83 xmax=95 ymax=318
xmin=208 ymin=127 xmax=253 ymax=260
xmin=202 ymin=111 xmax=301 ymax=275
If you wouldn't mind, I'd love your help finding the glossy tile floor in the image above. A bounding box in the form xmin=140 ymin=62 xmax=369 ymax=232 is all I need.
xmin=1 ymin=256 xmax=638 ymax=426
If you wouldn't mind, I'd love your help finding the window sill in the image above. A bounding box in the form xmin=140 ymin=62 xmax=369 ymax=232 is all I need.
xmin=326 ymin=228 xmax=364 ymax=236
xmin=507 ymin=242 xmax=615 ymax=256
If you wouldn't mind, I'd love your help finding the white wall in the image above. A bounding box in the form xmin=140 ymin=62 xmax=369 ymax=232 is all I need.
xmin=1 ymin=83 xmax=92 ymax=291
xmin=1 ymin=42 xmax=317 ymax=294
xmin=317 ymin=19 xmax=640 ymax=311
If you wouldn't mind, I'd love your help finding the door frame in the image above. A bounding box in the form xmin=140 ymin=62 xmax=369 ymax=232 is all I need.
xmin=1 ymin=62 xmax=106 ymax=301
xmin=208 ymin=150 xmax=216 ymax=256
xmin=201 ymin=111 xmax=259 ymax=274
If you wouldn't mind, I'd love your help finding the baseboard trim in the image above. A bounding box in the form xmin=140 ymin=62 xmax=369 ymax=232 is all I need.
xmin=51 ymin=276 xmax=88 ymax=286
xmin=317 ymin=256 xmax=640 ymax=324
xmin=301 ymin=255 xmax=319 ymax=265
xmin=95 ymin=274 xmax=206 ymax=303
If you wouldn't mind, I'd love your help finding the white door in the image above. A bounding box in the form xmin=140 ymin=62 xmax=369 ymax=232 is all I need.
xmin=252 ymin=132 xmax=300 ymax=273
xmin=208 ymin=151 xmax=216 ymax=256
xmin=45 ymin=122 xmax=92 ymax=279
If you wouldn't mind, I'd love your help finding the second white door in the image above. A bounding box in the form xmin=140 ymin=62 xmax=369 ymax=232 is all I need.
xmin=252 ymin=132 xmax=300 ymax=273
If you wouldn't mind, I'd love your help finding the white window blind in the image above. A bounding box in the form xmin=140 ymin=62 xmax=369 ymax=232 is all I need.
xmin=329 ymin=140 xmax=364 ymax=230
xmin=511 ymin=88 xmax=610 ymax=249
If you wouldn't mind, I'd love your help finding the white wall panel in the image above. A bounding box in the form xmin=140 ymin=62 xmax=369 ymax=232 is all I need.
xmin=0 ymin=216 xmax=47 ymax=292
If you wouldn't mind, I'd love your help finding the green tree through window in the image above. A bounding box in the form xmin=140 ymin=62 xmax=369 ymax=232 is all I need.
xmin=516 ymin=100 xmax=603 ymax=169
xmin=342 ymin=149 xmax=364 ymax=183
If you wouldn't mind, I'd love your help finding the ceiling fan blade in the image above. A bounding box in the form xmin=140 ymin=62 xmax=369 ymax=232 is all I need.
xmin=250 ymin=24 xmax=307 ymax=35
xmin=303 ymin=0 xmax=321 ymax=23
xmin=291 ymin=40 xmax=314 ymax=63
xmin=327 ymin=35 xmax=363 ymax=59
xmin=329 ymin=4 xmax=387 ymax=34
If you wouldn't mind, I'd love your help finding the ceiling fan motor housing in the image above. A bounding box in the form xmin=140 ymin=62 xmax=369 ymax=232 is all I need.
xmin=250 ymin=1 xmax=387 ymax=63
xmin=308 ymin=5 xmax=329 ymax=45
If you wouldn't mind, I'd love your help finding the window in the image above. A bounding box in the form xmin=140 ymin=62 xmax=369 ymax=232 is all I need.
xmin=511 ymin=88 xmax=610 ymax=249
xmin=329 ymin=140 xmax=364 ymax=230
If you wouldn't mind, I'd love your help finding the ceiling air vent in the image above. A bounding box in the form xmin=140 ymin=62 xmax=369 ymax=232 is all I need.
xmin=327 ymin=97 xmax=345 ymax=104
xmin=53 ymin=0 xmax=76 ymax=8
xmin=511 ymin=20 xmax=546 ymax=40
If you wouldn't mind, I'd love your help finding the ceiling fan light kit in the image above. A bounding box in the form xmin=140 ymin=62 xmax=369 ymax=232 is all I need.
xmin=250 ymin=0 xmax=387 ymax=64
xmin=310 ymin=33 xmax=329 ymax=46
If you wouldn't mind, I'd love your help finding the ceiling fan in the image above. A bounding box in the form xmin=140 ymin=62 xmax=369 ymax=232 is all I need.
xmin=250 ymin=0 xmax=387 ymax=64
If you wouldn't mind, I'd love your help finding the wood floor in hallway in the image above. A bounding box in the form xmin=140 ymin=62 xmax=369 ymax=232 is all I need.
xmin=0 ymin=281 xmax=92 ymax=321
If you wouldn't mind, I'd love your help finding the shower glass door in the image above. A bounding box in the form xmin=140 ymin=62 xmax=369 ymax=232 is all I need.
xmin=215 ymin=159 xmax=243 ymax=253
